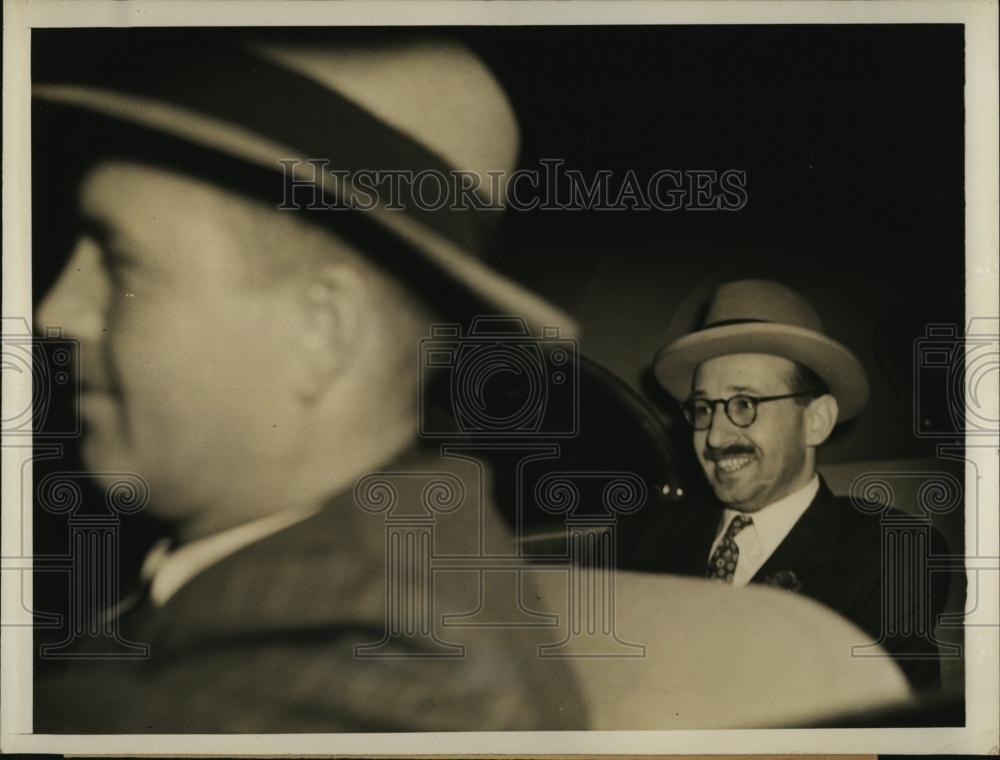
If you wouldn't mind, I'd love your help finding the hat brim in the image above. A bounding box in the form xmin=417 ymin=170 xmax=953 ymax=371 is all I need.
xmin=32 ymin=83 xmax=579 ymax=338
xmin=653 ymin=323 xmax=869 ymax=421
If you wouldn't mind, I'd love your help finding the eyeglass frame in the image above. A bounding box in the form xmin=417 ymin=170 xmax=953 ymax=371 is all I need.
xmin=681 ymin=391 xmax=822 ymax=431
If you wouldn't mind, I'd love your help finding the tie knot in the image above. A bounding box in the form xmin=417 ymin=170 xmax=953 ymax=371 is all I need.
xmin=725 ymin=514 xmax=753 ymax=539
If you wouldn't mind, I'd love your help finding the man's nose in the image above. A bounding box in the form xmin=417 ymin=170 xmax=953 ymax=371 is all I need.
xmin=704 ymin=402 xmax=739 ymax=450
xmin=36 ymin=237 xmax=108 ymax=342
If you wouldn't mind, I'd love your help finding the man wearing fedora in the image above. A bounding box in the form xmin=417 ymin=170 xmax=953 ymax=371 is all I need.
xmin=30 ymin=30 xmax=589 ymax=732
xmin=621 ymin=279 xmax=948 ymax=693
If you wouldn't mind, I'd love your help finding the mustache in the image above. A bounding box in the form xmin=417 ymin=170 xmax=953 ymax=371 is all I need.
xmin=703 ymin=445 xmax=755 ymax=462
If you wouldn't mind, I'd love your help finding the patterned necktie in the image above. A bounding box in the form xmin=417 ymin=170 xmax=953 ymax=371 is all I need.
xmin=706 ymin=514 xmax=753 ymax=582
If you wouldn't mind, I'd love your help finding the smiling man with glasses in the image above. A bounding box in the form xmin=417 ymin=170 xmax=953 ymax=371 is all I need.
xmin=621 ymin=279 xmax=948 ymax=694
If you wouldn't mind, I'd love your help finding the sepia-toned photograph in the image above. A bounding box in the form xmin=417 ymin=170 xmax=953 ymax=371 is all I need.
xmin=2 ymin=1 xmax=998 ymax=755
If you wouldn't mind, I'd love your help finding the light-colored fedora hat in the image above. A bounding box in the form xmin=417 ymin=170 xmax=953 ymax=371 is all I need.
xmin=33 ymin=31 xmax=576 ymax=335
xmin=653 ymin=279 xmax=868 ymax=421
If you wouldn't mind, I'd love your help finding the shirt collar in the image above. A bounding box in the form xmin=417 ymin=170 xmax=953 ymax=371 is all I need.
xmin=721 ymin=474 xmax=820 ymax=560
xmin=135 ymin=444 xmax=433 ymax=607
xmin=140 ymin=503 xmax=321 ymax=607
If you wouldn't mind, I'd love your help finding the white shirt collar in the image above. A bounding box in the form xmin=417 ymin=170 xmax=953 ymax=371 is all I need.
xmin=140 ymin=504 xmax=321 ymax=607
xmin=711 ymin=474 xmax=820 ymax=587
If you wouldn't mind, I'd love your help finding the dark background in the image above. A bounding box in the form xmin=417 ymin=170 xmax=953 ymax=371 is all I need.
xmin=31 ymin=25 xmax=965 ymax=623
xmin=475 ymin=25 xmax=965 ymax=466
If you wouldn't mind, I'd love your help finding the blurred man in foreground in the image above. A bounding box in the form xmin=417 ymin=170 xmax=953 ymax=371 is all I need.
xmin=32 ymin=31 xmax=586 ymax=732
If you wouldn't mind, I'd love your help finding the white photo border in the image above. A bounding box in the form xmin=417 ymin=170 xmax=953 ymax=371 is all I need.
xmin=3 ymin=0 xmax=998 ymax=755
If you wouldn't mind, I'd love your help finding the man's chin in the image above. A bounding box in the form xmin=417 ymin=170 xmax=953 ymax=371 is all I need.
xmin=80 ymin=434 xmax=133 ymax=482
xmin=709 ymin=480 xmax=766 ymax=512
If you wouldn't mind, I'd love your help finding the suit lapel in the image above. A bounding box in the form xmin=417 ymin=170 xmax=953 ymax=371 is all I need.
xmin=752 ymin=479 xmax=845 ymax=584
xmin=145 ymin=448 xmax=505 ymax=654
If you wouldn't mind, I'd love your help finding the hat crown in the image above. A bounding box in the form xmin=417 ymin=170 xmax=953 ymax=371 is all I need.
xmin=254 ymin=39 xmax=519 ymax=206
xmin=31 ymin=31 xmax=574 ymax=334
xmin=703 ymin=279 xmax=824 ymax=333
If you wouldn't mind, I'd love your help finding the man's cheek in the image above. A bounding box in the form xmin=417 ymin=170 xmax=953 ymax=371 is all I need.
xmin=692 ymin=434 xmax=706 ymax=459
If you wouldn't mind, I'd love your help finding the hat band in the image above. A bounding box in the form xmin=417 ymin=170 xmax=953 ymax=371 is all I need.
xmin=700 ymin=318 xmax=773 ymax=330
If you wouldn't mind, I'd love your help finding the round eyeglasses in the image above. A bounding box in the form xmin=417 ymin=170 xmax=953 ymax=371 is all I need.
xmin=682 ymin=392 xmax=819 ymax=430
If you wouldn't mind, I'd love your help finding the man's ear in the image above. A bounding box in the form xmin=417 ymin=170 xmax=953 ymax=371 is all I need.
xmin=295 ymin=262 xmax=368 ymax=402
xmin=803 ymin=393 xmax=838 ymax=446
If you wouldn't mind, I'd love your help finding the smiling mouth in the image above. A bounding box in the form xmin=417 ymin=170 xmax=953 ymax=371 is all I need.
xmin=715 ymin=455 xmax=755 ymax=474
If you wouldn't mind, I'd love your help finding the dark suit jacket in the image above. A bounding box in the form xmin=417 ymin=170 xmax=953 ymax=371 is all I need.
xmin=617 ymin=478 xmax=951 ymax=693
xmin=34 ymin=449 xmax=588 ymax=733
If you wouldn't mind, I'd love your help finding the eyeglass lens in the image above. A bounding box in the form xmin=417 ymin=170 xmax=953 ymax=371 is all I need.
xmin=685 ymin=395 xmax=757 ymax=429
